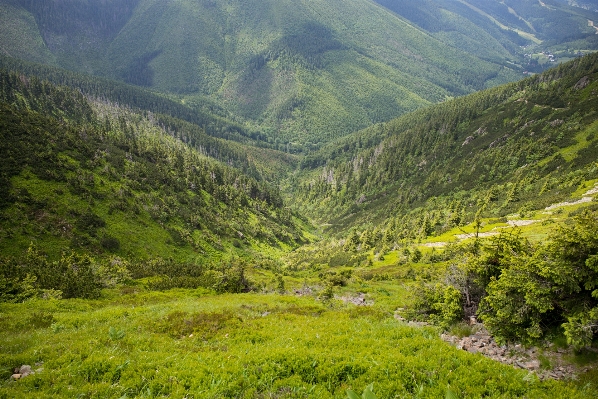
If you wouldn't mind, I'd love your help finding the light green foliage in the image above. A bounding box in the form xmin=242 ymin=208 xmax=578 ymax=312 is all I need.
xmin=0 ymin=69 xmax=308 ymax=270
xmin=97 ymin=257 xmax=132 ymax=288
xmin=347 ymin=383 xmax=377 ymax=399
xmin=430 ymin=285 xmax=464 ymax=329
xmin=446 ymin=388 xmax=460 ymax=399
xmin=292 ymin=52 xmax=598 ymax=248
xmin=0 ymin=292 xmax=591 ymax=398
xmin=1 ymin=18 xmax=598 ymax=397
xmin=108 ymin=326 xmax=126 ymax=341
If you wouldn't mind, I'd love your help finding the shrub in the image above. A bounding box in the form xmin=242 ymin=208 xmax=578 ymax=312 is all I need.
xmin=408 ymin=282 xmax=463 ymax=329
xmin=28 ymin=311 xmax=55 ymax=328
xmin=100 ymin=235 xmax=120 ymax=252
xmin=26 ymin=245 xmax=102 ymax=299
xmin=480 ymin=211 xmax=598 ymax=346
xmin=97 ymin=256 xmax=131 ymax=288
xmin=0 ymin=271 xmax=37 ymax=303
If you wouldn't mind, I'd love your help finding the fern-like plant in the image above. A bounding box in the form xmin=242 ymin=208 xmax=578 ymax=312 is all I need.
xmin=347 ymin=383 xmax=377 ymax=399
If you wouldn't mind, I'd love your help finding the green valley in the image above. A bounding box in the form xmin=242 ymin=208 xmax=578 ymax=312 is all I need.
xmin=0 ymin=0 xmax=575 ymax=148
xmin=2 ymin=1 xmax=598 ymax=398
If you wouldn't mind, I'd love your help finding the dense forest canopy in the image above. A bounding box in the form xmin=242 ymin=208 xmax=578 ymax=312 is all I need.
xmin=3 ymin=0 xmax=598 ymax=149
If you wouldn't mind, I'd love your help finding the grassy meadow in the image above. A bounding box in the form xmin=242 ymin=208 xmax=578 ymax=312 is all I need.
xmin=2 ymin=287 xmax=597 ymax=399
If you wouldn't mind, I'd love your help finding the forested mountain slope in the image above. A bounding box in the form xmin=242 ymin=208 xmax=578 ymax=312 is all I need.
xmin=291 ymin=52 xmax=598 ymax=241
xmin=0 ymin=55 xmax=279 ymax=154
xmin=0 ymin=0 xmax=527 ymax=147
xmin=0 ymin=70 xmax=309 ymax=281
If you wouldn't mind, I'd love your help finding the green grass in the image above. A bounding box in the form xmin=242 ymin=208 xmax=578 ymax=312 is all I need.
xmin=1 ymin=290 xmax=595 ymax=398
xmin=557 ymin=120 xmax=598 ymax=162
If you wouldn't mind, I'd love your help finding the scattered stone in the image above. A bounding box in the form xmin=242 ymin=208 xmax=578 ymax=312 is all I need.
xmin=526 ymin=360 xmax=540 ymax=370
xmin=574 ymin=76 xmax=590 ymax=90
xmin=516 ymin=361 xmax=527 ymax=369
xmin=462 ymin=136 xmax=475 ymax=146
xmin=339 ymin=293 xmax=369 ymax=306
xmin=439 ymin=325 xmax=592 ymax=381
xmin=11 ymin=374 xmax=21 ymax=380
xmin=19 ymin=365 xmax=33 ymax=378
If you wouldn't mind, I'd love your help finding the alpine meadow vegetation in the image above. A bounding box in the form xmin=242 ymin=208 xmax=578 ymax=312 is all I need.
xmin=2 ymin=2 xmax=598 ymax=397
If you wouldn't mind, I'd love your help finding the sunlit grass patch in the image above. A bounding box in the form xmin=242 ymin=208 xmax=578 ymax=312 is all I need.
xmin=1 ymin=290 xmax=594 ymax=398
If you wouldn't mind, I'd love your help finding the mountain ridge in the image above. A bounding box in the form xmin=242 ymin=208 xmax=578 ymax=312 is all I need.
xmin=0 ymin=0 xmax=537 ymax=146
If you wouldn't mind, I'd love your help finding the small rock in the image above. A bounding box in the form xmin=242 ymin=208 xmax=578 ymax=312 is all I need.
xmin=525 ymin=360 xmax=540 ymax=370
xmin=19 ymin=365 xmax=33 ymax=378
xmin=574 ymin=76 xmax=590 ymax=90
xmin=11 ymin=374 xmax=21 ymax=380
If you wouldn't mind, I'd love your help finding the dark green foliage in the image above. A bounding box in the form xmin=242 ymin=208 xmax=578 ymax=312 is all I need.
xmin=409 ymin=211 xmax=598 ymax=346
xmin=129 ymin=257 xmax=253 ymax=293
xmin=0 ymin=56 xmax=271 ymax=150
xmin=0 ymin=263 xmax=37 ymax=303
xmin=26 ymin=246 xmax=102 ymax=299
xmin=0 ymin=245 xmax=103 ymax=300
xmin=28 ymin=311 xmax=55 ymax=329
xmin=0 ymin=0 xmax=527 ymax=147
xmin=155 ymin=310 xmax=241 ymax=339
xmin=407 ymin=282 xmax=464 ymax=329
xmin=100 ymin=235 xmax=120 ymax=252
xmin=320 ymin=270 xmax=352 ymax=287
xmin=480 ymin=211 xmax=598 ymax=346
